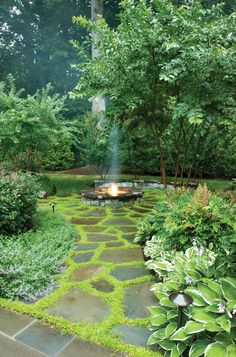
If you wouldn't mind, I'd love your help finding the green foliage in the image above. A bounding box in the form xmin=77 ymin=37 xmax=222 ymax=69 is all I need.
xmin=148 ymin=246 xmax=236 ymax=356
xmin=0 ymin=208 xmax=75 ymax=301
xmin=0 ymin=79 xmax=74 ymax=171
xmin=136 ymin=186 xmax=236 ymax=270
xmin=35 ymin=174 xmax=56 ymax=196
xmin=72 ymin=0 xmax=236 ymax=183
xmin=0 ymin=171 xmax=40 ymax=235
xmin=43 ymin=134 xmax=75 ymax=170
xmin=78 ymin=114 xmax=116 ymax=178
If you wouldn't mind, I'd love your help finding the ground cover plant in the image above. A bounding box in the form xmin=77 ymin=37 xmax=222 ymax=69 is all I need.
xmin=0 ymin=208 xmax=75 ymax=301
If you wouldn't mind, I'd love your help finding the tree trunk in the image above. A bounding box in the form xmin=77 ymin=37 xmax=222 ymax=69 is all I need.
xmin=91 ymin=0 xmax=106 ymax=113
xmin=151 ymin=124 xmax=168 ymax=186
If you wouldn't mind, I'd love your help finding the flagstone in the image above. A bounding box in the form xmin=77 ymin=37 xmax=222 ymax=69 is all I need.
xmin=83 ymin=226 xmax=107 ymax=232
xmin=57 ymin=338 xmax=126 ymax=357
xmin=112 ymin=324 xmax=154 ymax=348
xmin=72 ymin=252 xmax=94 ymax=263
xmin=70 ymin=218 xmax=101 ymax=225
xmin=71 ymin=264 xmax=105 ymax=282
xmin=0 ymin=309 xmax=34 ymax=337
xmin=87 ymin=234 xmax=118 ymax=242
xmin=15 ymin=322 xmax=73 ymax=356
xmin=74 ymin=243 xmax=99 ymax=251
xmin=47 ymin=287 xmax=110 ymax=323
xmin=106 ymin=241 xmax=124 ymax=247
xmin=124 ymin=282 xmax=156 ymax=318
xmin=110 ymin=266 xmax=149 ymax=281
xmin=91 ymin=279 xmax=115 ymax=293
xmin=105 ymin=218 xmax=135 ymax=226
xmin=0 ymin=335 xmax=45 ymax=357
xmin=99 ymin=248 xmax=143 ymax=264
xmin=122 ymin=234 xmax=135 ymax=243
xmin=118 ymin=227 xmax=137 ymax=233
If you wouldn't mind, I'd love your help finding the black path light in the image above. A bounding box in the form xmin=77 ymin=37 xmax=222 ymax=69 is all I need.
xmin=169 ymin=291 xmax=193 ymax=328
xmin=50 ymin=202 xmax=57 ymax=213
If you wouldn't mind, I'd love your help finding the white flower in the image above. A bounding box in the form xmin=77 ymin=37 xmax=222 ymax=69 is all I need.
xmin=217 ymin=301 xmax=226 ymax=313
xmin=185 ymin=276 xmax=195 ymax=285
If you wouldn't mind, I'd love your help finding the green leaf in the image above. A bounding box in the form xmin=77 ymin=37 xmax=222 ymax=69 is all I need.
xmin=167 ymin=310 xmax=178 ymax=320
xmin=186 ymin=288 xmax=207 ymax=307
xmin=177 ymin=342 xmax=187 ymax=355
xmin=148 ymin=306 xmax=167 ymax=316
xmin=147 ymin=328 xmax=166 ymax=345
xmin=205 ymin=304 xmax=222 ymax=313
xmin=171 ymin=345 xmax=181 ymax=357
xmin=227 ymin=344 xmax=236 ymax=357
xmin=186 ymin=269 xmax=202 ymax=281
xmin=165 ymin=322 xmax=178 ymax=338
xmin=191 ymin=307 xmax=218 ymax=323
xmin=189 ymin=340 xmax=209 ymax=357
xmin=204 ymin=280 xmax=222 ymax=295
xmin=158 ymin=339 xmax=176 ymax=351
xmin=221 ymin=279 xmax=236 ymax=301
xmin=198 ymin=283 xmax=219 ymax=304
xmin=204 ymin=342 xmax=227 ymax=357
xmin=223 ymin=277 xmax=236 ymax=289
xmin=170 ymin=327 xmax=189 ymax=341
xmin=215 ymin=331 xmax=233 ymax=346
xmin=164 ymin=281 xmax=180 ymax=291
xmin=160 ymin=297 xmax=175 ymax=308
xmin=216 ymin=315 xmax=231 ymax=333
xmin=185 ymin=321 xmax=205 ymax=335
xmin=227 ymin=300 xmax=236 ymax=310
xmin=151 ymin=314 xmax=167 ymax=327
xmin=204 ymin=322 xmax=222 ymax=332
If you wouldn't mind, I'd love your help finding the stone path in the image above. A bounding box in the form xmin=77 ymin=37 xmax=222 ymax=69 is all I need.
xmin=0 ymin=190 xmax=164 ymax=357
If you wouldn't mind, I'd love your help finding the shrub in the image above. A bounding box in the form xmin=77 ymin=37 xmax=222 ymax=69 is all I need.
xmin=0 ymin=208 xmax=75 ymax=301
xmin=147 ymin=246 xmax=236 ymax=356
xmin=0 ymin=171 xmax=41 ymax=235
xmin=135 ymin=185 xmax=236 ymax=269
xmin=35 ymin=174 xmax=56 ymax=196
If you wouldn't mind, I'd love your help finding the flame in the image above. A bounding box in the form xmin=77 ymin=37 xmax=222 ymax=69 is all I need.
xmin=109 ymin=183 xmax=118 ymax=197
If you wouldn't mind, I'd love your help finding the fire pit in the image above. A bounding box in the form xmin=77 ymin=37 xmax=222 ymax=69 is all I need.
xmin=81 ymin=183 xmax=143 ymax=207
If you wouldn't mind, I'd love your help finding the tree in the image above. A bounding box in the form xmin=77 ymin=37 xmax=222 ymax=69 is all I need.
xmin=0 ymin=77 xmax=72 ymax=171
xmin=72 ymin=0 xmax=236 ymax=184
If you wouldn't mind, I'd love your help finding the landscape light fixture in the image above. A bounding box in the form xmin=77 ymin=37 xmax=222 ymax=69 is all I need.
xmin=50 ymin=202 xmax=56 ymax=213
xmin=169 ymin=291 xmax=193 ymax=328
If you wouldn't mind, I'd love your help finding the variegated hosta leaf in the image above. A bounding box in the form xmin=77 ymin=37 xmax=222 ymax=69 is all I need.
xmin=216 ymin=315 xmax=231 ymax=333
xmin=184 ymin=320 xmax=205 ymax=335
xmin=170 ymin=327 xmax=190 ymax=341
xmin=204 ymin=342 xmax=227 ymax=357
xmin=198 ymin=283 xmax=220 ymax=305
xmin=148 ymin=305 xmax=167 ymax=317
xmin=204 ymin=322 xmax=222 ymax=332
xmin=147 ymin=328 xmax=166 ymax=345
xmin=151 ymin=314 xmax=168 ymax=327
xmin=190 ymin=307 xmax=218 ymax=323
xmin=227 ymin=344 xmax=236 ymax=357
xmin=189 ymin=339 xmax=210 ymax=357
xmin=185 ymin=287 xmax=207 ymax=307
xmin=221 ymin=279 xmax=236 ymax=301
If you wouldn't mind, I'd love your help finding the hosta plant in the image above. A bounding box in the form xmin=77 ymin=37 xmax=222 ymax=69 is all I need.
xmin=148 ymin=246 xmax=236 ymax=356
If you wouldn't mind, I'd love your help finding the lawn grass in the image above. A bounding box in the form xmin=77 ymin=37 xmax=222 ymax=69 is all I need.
xmin=46 ymin=173 xmax=232 ymax=196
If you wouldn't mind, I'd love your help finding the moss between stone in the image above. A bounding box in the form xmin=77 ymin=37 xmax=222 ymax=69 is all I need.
xmin=0 ymin=190 xmax=164 ymax=357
